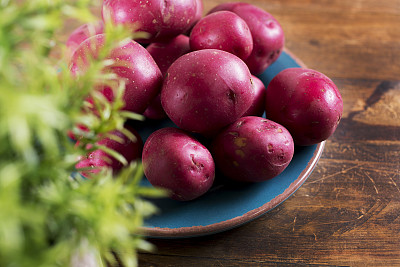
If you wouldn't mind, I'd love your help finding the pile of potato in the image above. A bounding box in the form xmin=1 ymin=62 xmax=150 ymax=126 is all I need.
xmin=68 ymin=1 xmax=343 ymax=201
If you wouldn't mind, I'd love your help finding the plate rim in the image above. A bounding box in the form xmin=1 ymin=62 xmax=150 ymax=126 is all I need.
xmin=139 ymin=48 xmax=322 ymax=238
xmin=140 ymin=141 xmax=325 ymax=238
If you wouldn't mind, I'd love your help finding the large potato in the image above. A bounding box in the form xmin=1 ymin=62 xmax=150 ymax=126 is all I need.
xmin=102 ymin=0 xmax=199 ymax=43
xmin=161 ymin=49 xmax=255 ymax=136
xmin=142 ymin=127 xmax=215 ymax=201
xmin=209 ymin=2 xmax=284 ymax=74
xmin=265 ymin=68 xmax=343 ymax=146
xmin=69 ymin=34 xmax=163 ymax=113
xmin=211 ymin=116 xmax=294 ymax=182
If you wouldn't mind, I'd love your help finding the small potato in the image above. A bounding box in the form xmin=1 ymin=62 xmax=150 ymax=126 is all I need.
xmin=209 ymin=2 xmax=284 ymax=74
xmin=69 ymin=34 xmax=163 ymax=113
xmin=265 ymin=68 xmax=343 ymax=146
xmin=242 ymin=75 xmax=266 ymax=117
xmin=102 ymin=0 xmax=199 ymax=43
xmin=161 ymin=49 xmax=255 ymax=136
xmin=76 ymin=127 xmax=143 ymax=178
xmin=65 ymin=21 xmax=103 ymax=60
xmin=189 ymin=11 xmax=253 ymax=61
xmin=146 ymin=35 xmax=191 ymax=75
xmin=142 ymin=127 xmax=215 ymax=201
xmin=211 ymin=116 xmax=294 ymax=182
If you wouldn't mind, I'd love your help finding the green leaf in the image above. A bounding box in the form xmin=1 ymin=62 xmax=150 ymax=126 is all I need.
xmin=61 ymin=5 xmax=97 ymax=22
xmin=0 ymin=1 xmax=163 ymax=266
xmin=96 ymin=144 xmax=128 ymax=166
xmin=120 ymin=111 xmax=145 ymax=121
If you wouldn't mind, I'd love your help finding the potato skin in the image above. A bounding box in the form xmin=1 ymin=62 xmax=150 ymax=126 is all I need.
xmin=142 ymin=127 xmax=215 ymax=201
xmin=144 ymin=35 xmax=191 ymax=120
xmin=76 ymin=127 xmax=143 ymax=178
xmin=143 ymin=94 xmax=167 ymax=120
xmin=66 ymin=21 xmax=103 ymax=60
xmin=189 ymin=11 xmax=253 ymax=61
xmin=209 ymin=2 xmax=284 ymax=74
xmin=161 ymin=49 xmax=255 ymax=136
xmin=102 ymin=0 xmax=198 ymax=43
xmin=146 ymin=35 xmax=191 ymax=75
xmin=211 ymin=116 xmax=294 ymax=182
xmin=69 ymin=34 xmax=163 ymax=113
xmin=265 ymin=68 xmax=343 ymax=146
xmin=186 ymin=0 xmax=204 ymax=34
xmin=242 ymin=75 xmax=266 ymax=117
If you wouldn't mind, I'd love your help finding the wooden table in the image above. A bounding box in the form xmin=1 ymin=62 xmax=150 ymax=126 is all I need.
xmin=138 ymin=0 xmax=400 ymax=266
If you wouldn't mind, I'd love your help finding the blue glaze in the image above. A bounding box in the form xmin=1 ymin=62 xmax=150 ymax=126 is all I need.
xmin=137 ymin=51 xmax=319 ymax=237
xmin=141 ymin=144 xmax=317 ymax=230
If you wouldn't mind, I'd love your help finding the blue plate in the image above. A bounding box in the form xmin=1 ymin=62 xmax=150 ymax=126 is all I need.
xmin=138 ymin=49 xmax=325 ymax=238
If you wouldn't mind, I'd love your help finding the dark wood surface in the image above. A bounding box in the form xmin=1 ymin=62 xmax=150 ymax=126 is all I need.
xmin=138 ymin=0 xmax=400 ymax=266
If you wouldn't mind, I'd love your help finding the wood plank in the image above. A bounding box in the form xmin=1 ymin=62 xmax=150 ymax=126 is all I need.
xmin=140 ymin=157 xmax=400 ymax=266
xmin=139 ymin=254 xmax=342 ymax=266
xmin=204 ymin=0 xmax=400 ymax=80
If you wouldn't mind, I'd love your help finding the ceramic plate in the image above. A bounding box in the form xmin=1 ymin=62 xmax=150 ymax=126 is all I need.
xmin=137 ymin=49 xmax=325 ymax=238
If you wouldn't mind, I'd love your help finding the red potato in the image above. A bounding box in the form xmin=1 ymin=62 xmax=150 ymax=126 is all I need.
xmin=65 ymin=21 xmax=104 ymax=60
xmin=142 ymin=127 xmax=215 ymax=201
xmin=186 ymin=0 xmax=204 ymax=34
xmin=189 ymin=11 xmax=253 ymax=61
xmin=102 ymin=0 xmax=199 ymax=43
xmin=209 ymin=2 xmax=284 ymax=74
xmin=76 ymin=127 xmax=143 ymax=178
xmin=211 ymin=116 xmax=294 ymax=182
xmin=69 ymin=34 xmax=163 ymax=113
xmin=265 ymin=68 xmax=343 ymax=146
xmin=242 ymin=75 xmax=266 ymax=117
xmin=146 ymin=34 xmax=191 ymax=75
xmin=142 ymin=94 xmax=167 ymax=120
xmin=67 ymin=123 xmax=89 ymax=142
xmin=144 ymin=35 xmax=191 ymax=120
xmin=161 ymin=49 xmax=255 ymax=136
xmin=194 ymin=0 xmax=204 ymax=23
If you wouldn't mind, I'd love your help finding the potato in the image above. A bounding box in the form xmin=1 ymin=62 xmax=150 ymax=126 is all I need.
xmin=144 ymin=35 xmax=191 ymax=120
xmin=161 ymin=49 xmax=255 ymax=135
xmin=186 ymin=0 xmax=204 ymax=34
xmin=242 ymin=75 xmax=266 ymax=117
xmin=102 ymin=0 xmax=199 ymax=43
xmin=143 ymin=94 xmax=167 ymax=120
xmin=265 ymin=68 xmax=343 ymax=146
xmin=211 ymin=116 xmax=294 ymax=182
xmin=146 ymin=35 xmax=191 ymax=75
xmin=142 ymin=127 xmax=215 ymax=201
xmin=65 ymin=21 xmax=103 ymax=60
xmin=189 ymin=11 xmax=253 ymax=60
xmin=76 ymin=127 xmax=143 ymax=178
xmin=209 ymin=2 xmax=284 ymax=74
xmin=69 ymin=34 xmax=163 ymax=113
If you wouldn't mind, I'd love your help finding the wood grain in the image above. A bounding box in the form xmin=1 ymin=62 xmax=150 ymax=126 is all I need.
xmin=135 ymin=0 xmax=400 ymax=266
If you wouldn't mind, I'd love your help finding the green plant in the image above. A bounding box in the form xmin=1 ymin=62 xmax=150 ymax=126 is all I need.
xmin=0 ymin=1 xmax=163 ymax=266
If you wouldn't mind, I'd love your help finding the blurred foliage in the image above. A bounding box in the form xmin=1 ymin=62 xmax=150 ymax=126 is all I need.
xmin=0 ymin=1 xmax=163 ymax=266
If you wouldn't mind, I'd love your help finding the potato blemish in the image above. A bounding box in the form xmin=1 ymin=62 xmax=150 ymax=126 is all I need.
xmin=235 ymin=149 xmax=245 ymax=158
xmin=234 ymin=137 xmax=247 ymax=147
